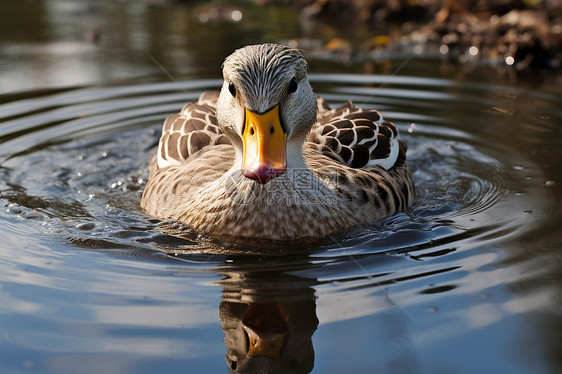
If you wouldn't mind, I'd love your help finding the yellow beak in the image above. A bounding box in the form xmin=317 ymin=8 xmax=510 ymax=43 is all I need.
xmin=242 ymin=105 xmax=287 ymax=184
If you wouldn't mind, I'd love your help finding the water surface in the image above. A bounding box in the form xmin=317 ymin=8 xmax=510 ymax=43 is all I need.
xmin=1 ymin=69 xmax=562 ymax=373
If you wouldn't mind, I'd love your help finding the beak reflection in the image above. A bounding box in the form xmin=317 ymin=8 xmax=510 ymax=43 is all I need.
xmin=218 ymin=270 xmax=318 ymax=373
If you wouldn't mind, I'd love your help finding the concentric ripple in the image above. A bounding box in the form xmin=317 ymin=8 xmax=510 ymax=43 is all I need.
xmin=0 ymin=74 xmax=545 ymax=260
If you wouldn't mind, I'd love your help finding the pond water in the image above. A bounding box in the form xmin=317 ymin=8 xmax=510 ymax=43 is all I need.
xmin=1 ymin=1 xmax=562 ymax=374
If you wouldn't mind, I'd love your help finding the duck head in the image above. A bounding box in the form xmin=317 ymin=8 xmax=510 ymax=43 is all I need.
xmin=216 ymin=44 xmax=317 ymax=184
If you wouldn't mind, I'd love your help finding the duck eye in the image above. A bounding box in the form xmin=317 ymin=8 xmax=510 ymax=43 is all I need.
xmin=228 ymin=82 xmax=236 ymax=97
xmin=288 ymin=77 xmax=298 ymax=94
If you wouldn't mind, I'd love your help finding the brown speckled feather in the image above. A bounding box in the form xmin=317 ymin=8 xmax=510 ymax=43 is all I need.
xmin=308 ymin=97 xmax=404 ymax=171
xmin=143 ymin=93 xmax=414 ymax=240
xmin=157 ymin=91 xmax=230 ymax=168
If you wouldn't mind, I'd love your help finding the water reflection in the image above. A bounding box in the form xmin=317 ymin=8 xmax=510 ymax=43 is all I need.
xmin=217 ymin=265 xmax=318 ymax=373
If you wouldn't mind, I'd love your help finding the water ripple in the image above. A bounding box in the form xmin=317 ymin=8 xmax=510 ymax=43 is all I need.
xmin=0 ymin=73 xmax=548 ymax=282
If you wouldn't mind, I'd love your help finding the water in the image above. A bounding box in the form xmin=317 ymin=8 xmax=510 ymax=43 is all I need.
xmin=2 ymin=1 xmax=562 ymax=373
xmin=1 ymin=69 xmax=561 ymax=373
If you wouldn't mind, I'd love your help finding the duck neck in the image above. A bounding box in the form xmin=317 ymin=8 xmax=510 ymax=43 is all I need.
xmin=286 ymin=137 xmax=307 ymax=173
xmin=281 ymin=137 xmax=329 ymax=197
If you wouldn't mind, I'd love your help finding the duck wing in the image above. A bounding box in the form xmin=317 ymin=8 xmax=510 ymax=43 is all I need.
xmin=308 ymin=97 xmax=406 ymax=170
xmin=157 ymin=91 xmax=231 ymax=169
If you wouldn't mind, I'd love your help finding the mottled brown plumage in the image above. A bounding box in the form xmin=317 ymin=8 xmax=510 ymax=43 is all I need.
xmin=141 ymin=44 xmax=414 ymax=240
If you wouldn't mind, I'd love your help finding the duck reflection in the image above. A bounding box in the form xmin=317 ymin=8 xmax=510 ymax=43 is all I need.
xmin=218 ymin=269 xmax=318 ymax=373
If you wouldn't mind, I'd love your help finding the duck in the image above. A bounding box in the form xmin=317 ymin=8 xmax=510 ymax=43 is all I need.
xmin=141 ymin=43 xmax=414 ymax=241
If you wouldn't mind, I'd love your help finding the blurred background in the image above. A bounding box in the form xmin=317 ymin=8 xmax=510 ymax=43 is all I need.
xmin=1 ymin=0 xmax=560 ymax=92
